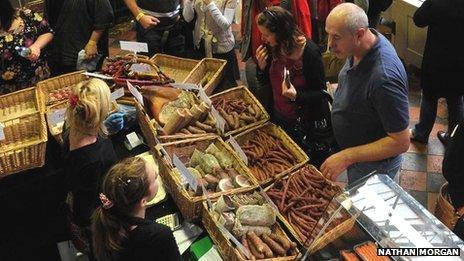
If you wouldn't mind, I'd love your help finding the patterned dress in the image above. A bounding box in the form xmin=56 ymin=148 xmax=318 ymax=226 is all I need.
xmin=0 ymin=9 xmax=53 ymax=94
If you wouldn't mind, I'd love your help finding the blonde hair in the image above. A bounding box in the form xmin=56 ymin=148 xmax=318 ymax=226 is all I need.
xmin=67 ymin=78 xmax=111 ymax=136
xmin=92 ymin=157 xmax=151 ymax=261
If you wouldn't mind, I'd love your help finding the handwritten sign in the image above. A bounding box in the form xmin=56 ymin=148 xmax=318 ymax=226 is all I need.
xmin=210 ymin=107 xmax=225 ymax=133
xmin=127 ymin=81 xmax=144 ymax=106
xmin=170 ymin=83 xmax=200 ymax=91
xmin=119 ymin=41 xmax=149 ymax=53
xmin=0 ymin=123 xmax=5 ymax=141
xmin=173 ymin=154 xmax=198 ymax=192
xmin=228 ymin=136 xmax=248 ymax=165
xmin=111 ymin=87 xmax=124 ymax=101
xmin=47 ymin=108 xmax=67 ymax=125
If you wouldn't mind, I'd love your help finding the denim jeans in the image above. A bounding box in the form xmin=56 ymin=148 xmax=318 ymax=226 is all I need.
xmin=347 ymin=155 xmax=403 ymax=185
xmin=413 ymin=92 xmax=464 ymax=142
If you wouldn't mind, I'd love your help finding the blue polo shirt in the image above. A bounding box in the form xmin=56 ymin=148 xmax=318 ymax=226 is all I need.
xmin=332 ymin=30 xmax=409 ymax=154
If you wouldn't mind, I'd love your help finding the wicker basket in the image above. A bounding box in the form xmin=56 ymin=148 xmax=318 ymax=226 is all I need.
xmin=37 ymin=70 xmax=87 ymax=109
xmin=264 ymin=165 xmax=354 ymax=253
xmin=0 ymin=112 xmax=47 ymax=176
xmin=150 ymin=54 xmax=200 ymax=83
xmin=435 ymin=183 xmax=461 ymax=230
xmin=233 ymin=122 xmax=309 ymax=186
xmin=135 ymin=101 xmax=159 ymax=152
xmin=0 ymin=87 xmax=43 ymax=119
xmin=154 ymin=136 xmax=258 ymax=220
xmin=184 ymin=58 xmax=227 ymax=95
xmin=201 ymin=191 xmax=300 ymax=261
xmin=210 ymin=86 xmax=270 ymax=137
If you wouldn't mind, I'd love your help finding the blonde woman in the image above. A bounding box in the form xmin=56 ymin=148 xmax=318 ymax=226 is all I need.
xmin=183 ymin=0 xmax=239 ymax=89
xmin=92 ymin=157 xmax=181 ymax=261
xmin=63 ymin=78 xmax=117 ymax=256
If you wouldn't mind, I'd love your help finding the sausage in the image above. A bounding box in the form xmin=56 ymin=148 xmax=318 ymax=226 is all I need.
xmin=241 ymin=237 xmax=255 ymax=260
xmin=248 ymin=238 xmax=265 ymax=259
xmin=187 ymin=126 xmax=207 ymax=134
xmin=262 ymin=234 xmax=286 ymax=256
xmin=269 ymin=234 xmax=291 ymax=251
xmin=246 ymin=231 xmax=265 ymax=253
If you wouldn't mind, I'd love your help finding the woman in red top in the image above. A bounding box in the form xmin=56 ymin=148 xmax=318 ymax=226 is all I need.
xmin=256 ymin=6 xmax=335 ymax=166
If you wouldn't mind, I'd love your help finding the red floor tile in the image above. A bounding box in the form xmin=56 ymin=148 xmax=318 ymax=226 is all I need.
xmin=407 ymin=142 xmax=427 ymax=154
xmin=400 ymin=170 xmax=427 ymax=191
xmin=409 ymin=106 xmax=420 ymax=122
xmin=427 ymin=155 xmax=443 ymax=173
xmin=428 ymin=138 xmax=445 ymax=156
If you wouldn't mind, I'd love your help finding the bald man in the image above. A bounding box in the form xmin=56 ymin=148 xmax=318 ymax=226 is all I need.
xmin=321 ymin=3 xmax=410 ymax=184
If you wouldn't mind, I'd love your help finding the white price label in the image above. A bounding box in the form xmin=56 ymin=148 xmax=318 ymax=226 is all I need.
xmin=130 ymin=63 xmax=151 ymax=73
xmin=127 ymin=81 xmax=144 ymax=106
xmin=228 ymin=136 xmax=248 ymax=165
xmin=126 ymin=132 xmax=142 ymax=148
xmin=173 ymin=154 xmax=198 ymax=192
xmin=119 ymin=41 xmax=149 ymax=53
xmin=48 ymin=108 xmax=67 ymax=125
xmin=211 ymin=107 xmax=225 ymax=133
xmin=170 ymin=83 xmax=200 ymax=90
xmin=0 ymin=123 xmax=5 ymax=141
xmin=81 ymin=71 xmax=113 ymax=80
xmin=198 ymin=88 xmax=212 ymax=106
xmin=111 ymin=87 xmax=125 ymax=101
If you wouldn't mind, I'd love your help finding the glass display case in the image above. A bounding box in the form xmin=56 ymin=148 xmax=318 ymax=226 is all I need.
xmin=333 ymin=174 xmax=464 ymax=260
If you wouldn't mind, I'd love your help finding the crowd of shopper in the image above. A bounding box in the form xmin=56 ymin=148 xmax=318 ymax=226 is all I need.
xmin=1 ymin=0 xmax=464 ymax=259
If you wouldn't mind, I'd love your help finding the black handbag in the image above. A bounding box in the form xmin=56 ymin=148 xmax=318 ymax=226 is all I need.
xmin=293 ymin=90 xmax=338 ymax=167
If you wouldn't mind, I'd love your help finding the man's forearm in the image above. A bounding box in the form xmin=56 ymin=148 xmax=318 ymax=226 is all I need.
xmin=344 ymin=135 xmax=410 ymax=165
xmin=123 ymin=0 xmax=141 ymax=17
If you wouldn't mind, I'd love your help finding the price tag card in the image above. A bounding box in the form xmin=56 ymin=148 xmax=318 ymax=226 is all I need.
xmin=81 ymin=71 xmax=114 ymax=80
xmin=111 ymin=87 xmax=125 ymax=101
xmin=228 ymin=136 xmax=248 ymax=165
xmin=200 ymin=182 xmax=214 ymax=210
xmin=126 ymin=132 xmax=142 ymax=148
xmin=127 ymin=81 xmax=144 ymax=106
xmin=173 ymin=154 xmax=198 ymax=192
xmin=218 ymin=224 xmax=251 ymax=259
xmin=48 ymin=108 xmax=67 ymax=125
xmin=119 ymin=41 xmax=149 ymax=53
xmin=210 ymin=107 xmax=225 ymax=133
xmin=170 ymin=83 xmax=200 ymax=91
xmin=130 ymin=63 xmax=151 ymax=73
xmin=198 ymin=88 xmax=212 ymax=106
xmin=0 ymin=123 xmax=5 ymax=141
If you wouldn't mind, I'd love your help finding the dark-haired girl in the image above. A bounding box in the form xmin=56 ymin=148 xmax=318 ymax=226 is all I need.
xmin=92 ymin=157 xmax=181 ymax=261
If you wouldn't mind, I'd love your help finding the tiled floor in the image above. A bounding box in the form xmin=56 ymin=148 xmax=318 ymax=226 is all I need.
xmin=108 ymin=22 xmax=448 ymax=214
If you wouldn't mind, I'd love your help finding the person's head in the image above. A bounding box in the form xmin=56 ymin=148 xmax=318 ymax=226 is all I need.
xmin=256 ymin=6 xmax=305 ymax=57
xmin=0 ymin=0 xmax=14 ymax=31
xmin=325 ymin=3 xmax=370 ymax=59
xmin=67 ymin=78 xmax=112 ymax=137
xmin=92 ymin=157 xmax=159 ymax=261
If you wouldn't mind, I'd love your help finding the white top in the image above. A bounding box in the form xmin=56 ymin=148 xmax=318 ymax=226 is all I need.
xmin=183 ymin=0 xmax=237 ymax=54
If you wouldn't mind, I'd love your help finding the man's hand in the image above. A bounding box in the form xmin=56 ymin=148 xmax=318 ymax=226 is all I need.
xmin=84 ymin=41 xmax=98 ymax=60
xmin=139 ymin=15 xmax=160 ymax=29
xmin=256 ymin=45 xmax=269 ymax=71
xmin=321 ymin=150 xmax=353 ymax=181
xmin=281 ymin=80 xmax=297 ymax=100
xmin=27 ymin=44 xmax=41 ymax=61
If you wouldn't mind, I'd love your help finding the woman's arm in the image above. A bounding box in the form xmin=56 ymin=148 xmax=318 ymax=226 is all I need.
xmin=204 ymin=0 xmax=237 ymax=31
xmin=413 ymin=0 xmax=433 ymax=27
xmin=183 ymin=0 xmax=195 ymax=22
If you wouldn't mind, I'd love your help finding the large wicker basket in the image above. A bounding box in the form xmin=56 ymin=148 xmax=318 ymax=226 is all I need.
xmin=265 ymin=165 xmax=355 ymax=253
xmin=233 ymin=122 xmax=308 ymax=186
xmin=0 ymin=87 xmax=43 ymax=117
xmin=37 ymin=70 xmax=87 ymax=109
xmin=201 ymin=191 xmax=300 ymax=261
xmin=435 ymin=183 xmax=461 ymax=230
xmin=210 ymin=86 xmax=270 ymax=137
xmin=154 ymin=136 xmax=258 ymax=220
xmin=184 ymin=58 xmax=227 ymax=95
xmin=150 ymin=54 xmax=200 ymax=83
xmin=0 ymin=111 xmax=47 ymax=176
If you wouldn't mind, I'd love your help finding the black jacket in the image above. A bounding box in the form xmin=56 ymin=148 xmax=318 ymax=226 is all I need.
xmin=413 ymin=0 xmax=464 ymax=96
xmin=256 ymin=40 xmax=330 ymax=122
xmin=443 ymin=122 xmax=464 ymax=209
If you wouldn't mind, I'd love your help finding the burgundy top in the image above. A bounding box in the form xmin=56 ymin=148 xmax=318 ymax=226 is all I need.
xmin=269 ymin=56 xmax=306 ymax=120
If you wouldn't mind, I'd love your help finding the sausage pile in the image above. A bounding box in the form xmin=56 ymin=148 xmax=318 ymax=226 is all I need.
xmin=266 ymin=165 xmax=339 ymax=243
xmin=240 ymin=230 xmax=298 ymax=259
xmin=212 ymin=97 xmax=263 ymax=132
xmin=239 ymin=130 xmax=297 ymax=182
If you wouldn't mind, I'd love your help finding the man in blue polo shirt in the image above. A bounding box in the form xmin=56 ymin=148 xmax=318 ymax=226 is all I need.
xmin=321 ymin=3 xmax=410 ymax=184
